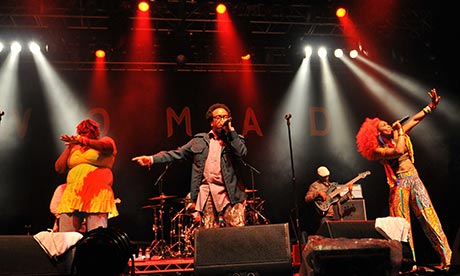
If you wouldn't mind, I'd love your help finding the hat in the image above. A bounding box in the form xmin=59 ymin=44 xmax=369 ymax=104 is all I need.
xmin=317 ymin=166 xmax=330 ymax=177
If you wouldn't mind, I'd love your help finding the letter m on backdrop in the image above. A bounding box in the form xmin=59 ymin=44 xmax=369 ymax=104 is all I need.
xmin=167 ymin=107 xmax=192 ymax=137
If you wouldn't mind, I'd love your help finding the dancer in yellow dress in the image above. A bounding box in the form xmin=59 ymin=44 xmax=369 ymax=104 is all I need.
xmin=55 ymin=119 xmax=118 ymax=232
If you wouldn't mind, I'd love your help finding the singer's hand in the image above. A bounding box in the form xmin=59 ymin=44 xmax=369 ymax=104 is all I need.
xmin=132 ymin=155 xmax=152 ymax=167
xmin=222 ymin=117 xmax=234 ymax=132
xmin=391 ymin=121 xmax=402 ymax=130
xmin=428 ymin=88 xmax=440 ymax=109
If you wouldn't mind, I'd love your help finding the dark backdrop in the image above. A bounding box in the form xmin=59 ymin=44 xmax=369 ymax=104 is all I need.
xmin=1 ymin=62 xmax=459 ymax=264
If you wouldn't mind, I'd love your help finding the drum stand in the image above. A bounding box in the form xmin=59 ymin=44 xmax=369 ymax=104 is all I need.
xmin=169 ymin=204 xmax=197 ymax=258
xmin=148 ymin=200 xmax=172 ymax=258
xmin=148 ymin=164 xmax=174 ymax=259
xmin=169 ymin=208 xmax=185 ymax=257
xmin=246 ymin=196 xmax=270 ymax=225
xmin=243 ymin=160 xmax=270 ymax=225
xmin=182 ymin=223 xmax=196 ymax=257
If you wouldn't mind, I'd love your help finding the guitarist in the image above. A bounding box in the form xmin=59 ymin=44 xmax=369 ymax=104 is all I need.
xmin=305 ymin=166 xmax=353 ymax=224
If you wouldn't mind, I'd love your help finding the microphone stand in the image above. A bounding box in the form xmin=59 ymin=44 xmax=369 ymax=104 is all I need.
xmin=154 ymin=163 xmax=171 ymax=187
xmin=150 ymin=163 xmax=171 ymax=257
xmin=241 ymin=159 xmax=261 ymax=190
xmin=241 ymin=160 xmax=269 ymax=225
xmin=285 ymin=114 xmax=302 ymax=266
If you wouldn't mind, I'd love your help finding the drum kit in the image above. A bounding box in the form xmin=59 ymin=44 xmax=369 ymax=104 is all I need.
xmin=141 ymin=161 xmax=268 ymax=259
xmin=142 ymin=190 xmax=269 ymax=259
xmin=142 ymin=193 xmax=197 ymax=259
xmin=244 ymin=189 xmax=270 ymax=225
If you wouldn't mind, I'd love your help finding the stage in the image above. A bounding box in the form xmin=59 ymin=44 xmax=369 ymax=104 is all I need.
xmin=130 ymin=258 xmax=195 ymax=275
xmin=129 ymin=257 xmax=300 ymax=275
xmin=127 ymin=255 xmax=454 ymax=276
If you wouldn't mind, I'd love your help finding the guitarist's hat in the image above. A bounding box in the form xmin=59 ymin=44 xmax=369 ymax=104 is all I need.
xmin=317 ymin=166 xmax=330 ymax=177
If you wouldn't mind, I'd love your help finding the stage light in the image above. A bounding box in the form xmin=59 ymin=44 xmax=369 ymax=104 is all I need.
xmin=304 ymin=46 xmax=313 ymax=58
xmin=11 ymin=41 xmax=21 ymax=53
xmin=176 ymin=54 xmax=186 ymax=65
xmin=334 ymin=48 xmax=344 ymax=58
xmin=336 ymin=7 xmax=347 ymax=18
xmin=95 ymin=49 xmax=106 ymax=58
xmin=138 ymin=1 xmax=150 ymax=12
xmin=28 ymin=41 xmax=40 ymax=54
xmin=241 ymin=54 xmax=251 ymax=61
xmin=0 ymin=42 xmax=3 ymax=52
xmin=216 ymin=4 xmax=227 ymax=14
xmin=349 ymin=49 xmax=358 ymax=58
xmin=317 ymin=47 xmax=327 ymax=58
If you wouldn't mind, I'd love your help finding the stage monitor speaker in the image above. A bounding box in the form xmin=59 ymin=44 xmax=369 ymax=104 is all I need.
xmin=333 ymin=199 xmax=367 ymax=220
xmin=0 ymin=235 xmax=74 ymax=276
xmin=301 ymin=235 xmax=401 ymax=276
xmin=316 ymin=220 xmax=385 ymax=239
xmin=194 ymin=223 xmax=292 ymax=276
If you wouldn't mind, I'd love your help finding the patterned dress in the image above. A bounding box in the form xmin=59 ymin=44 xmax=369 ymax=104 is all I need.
xmin=382 ymin=134 xmax=451 ymax=266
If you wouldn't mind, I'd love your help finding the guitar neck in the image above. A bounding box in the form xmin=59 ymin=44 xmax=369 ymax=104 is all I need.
xmin=328 ymin=174 xmax=363 ymax=198
xmin=328 ymin=184 xmax=349 ymax=198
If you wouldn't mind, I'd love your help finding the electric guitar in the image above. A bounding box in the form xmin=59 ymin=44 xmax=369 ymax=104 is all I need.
xmin=315 ymin=171 xmax=371 ymax=213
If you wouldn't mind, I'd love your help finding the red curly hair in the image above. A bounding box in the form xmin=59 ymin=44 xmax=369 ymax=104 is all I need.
xmin=76 ymin=119 xmax=100 ymax=139
xmin=356 ymin=117 xmax=381 ymax=161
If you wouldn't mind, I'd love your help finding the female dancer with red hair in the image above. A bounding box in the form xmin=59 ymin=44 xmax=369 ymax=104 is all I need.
xmin=355 ymin=89 xmax=451 ymax=270
xmin=55 ymin=119 xmax=119 ymax=232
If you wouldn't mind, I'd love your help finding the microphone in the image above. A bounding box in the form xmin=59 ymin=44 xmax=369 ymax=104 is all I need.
xmin=398 ymin=115 xmax=409 ymax=124
xmin=223 ymin=117 xmax=232 ymax=126
xmin=284 ymin=113 xmax=292 ymax=120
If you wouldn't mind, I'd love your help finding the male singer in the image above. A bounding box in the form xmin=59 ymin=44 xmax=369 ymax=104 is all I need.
xmin=133 ymin=103 xmax=247 ymax=228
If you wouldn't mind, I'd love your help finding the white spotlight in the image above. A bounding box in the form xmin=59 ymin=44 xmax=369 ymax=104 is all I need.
xmin=317 ymin=47 xmax=327 ymax=58
xmin=28 ymin=41 xmax=41 ymax=53
xmin=334 ymin=48 xmax=344 ymax=58
xmin=349 ymin=49 xmax=358 ymax=59
xmin=11 ymin=42 xmax=22 ymax=53
xmin=304 ymin=46 xmax=313 ymax=58
xmin=0 ymin=42 xmax=4 ymax=52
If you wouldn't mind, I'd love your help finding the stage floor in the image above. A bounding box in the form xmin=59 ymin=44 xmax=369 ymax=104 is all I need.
xmin=130 ymin=257 xmax=194 ymax=275
xmin=128 ymin=258 xmax=457 ymax=276
xmin=128 ymin=257 xmax=300 ymax=275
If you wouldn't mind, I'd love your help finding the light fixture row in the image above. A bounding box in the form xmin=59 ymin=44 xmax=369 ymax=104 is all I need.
xmin=0 ymin=41 xmax=46 ymax=54
xmin=304 ymin=45 xmax=366 ymax=59
xmin=137 ymin=1 xmax=228 ymax=14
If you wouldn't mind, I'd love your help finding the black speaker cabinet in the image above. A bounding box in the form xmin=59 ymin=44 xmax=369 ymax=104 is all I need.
xmin=316 ymin=220 xmax=385 ymax=239
xmin=333 ymin=199 xmax=367 ymax=220
xmin=194 ymin=223 xmax=292 ymax=276
xmin=0 ymin=235 xmax=74 ymax=275
xmin=301 ymin=235 xmax=402 ymax=276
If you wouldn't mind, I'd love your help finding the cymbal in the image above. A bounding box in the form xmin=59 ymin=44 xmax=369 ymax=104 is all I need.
xmin=148 ymin=194 xmax=177 ymax=201
xmin=173 ymin=197 xmax=192 ymax=204
xmin=246 ymin=197 xmax=261 ymax=204
xmin=245 ymin=189 xmax=258 ymax=193
xmin=141 ymin=204 xmax=161 ymax=209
